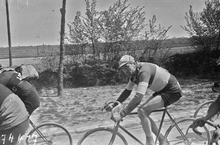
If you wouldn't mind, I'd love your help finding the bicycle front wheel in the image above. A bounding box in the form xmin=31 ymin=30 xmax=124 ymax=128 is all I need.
xmin=193 ymin=101 xmax=215 ymax=119
xmin=164 ymin=118 xmax=211 ymax=145
xmin=26 ymin=123 xmax=72 ymax=145
xmin=77 ymin=127 xmax=128 ymax=145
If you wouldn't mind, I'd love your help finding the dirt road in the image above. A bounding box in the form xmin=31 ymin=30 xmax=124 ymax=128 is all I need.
xmin=28 ymin=79 xmax=219 ymax=145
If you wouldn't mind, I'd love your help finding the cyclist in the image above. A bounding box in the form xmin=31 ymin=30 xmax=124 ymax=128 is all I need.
xmin=193 ymin=82 xmax=220 ymax=127
xmin=107 ymin=55 xmax=182 ymax=145
xmin=0 ymin=83 xmax=29 ymax=145
xmin=0 ymin=66 xmax=40 ymax=115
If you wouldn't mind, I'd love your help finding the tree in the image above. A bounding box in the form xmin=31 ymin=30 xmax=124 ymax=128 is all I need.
xmin=67 ymin=0 xmax=147 ymax=61
xmin=67 ymin=0 xmax=102 ymax=55
xmin=181 ymin=0 xmax=220 ymax=53
xmin=139 ymin=15 xmax=172 ymax=64
xmin=58 ymin=0 xmax=67 ymax=96
xmin=98 ymin=0 xmax=147 ymax=61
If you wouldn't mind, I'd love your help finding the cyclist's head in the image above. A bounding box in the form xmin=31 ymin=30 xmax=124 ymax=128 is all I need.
xmin=118 ymin=55 xmax=136 ymax=75
xmin=118 ymin=55 xmax=135 ymax=68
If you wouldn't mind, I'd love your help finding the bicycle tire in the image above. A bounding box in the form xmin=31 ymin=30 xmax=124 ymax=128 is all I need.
xmin=77 ymin=127 xmax=128 ymax=145
xmin=164 ymin=118 xmax=211 ymax=145
xmin=26 ymin=123 xmax=73 ymax=145
xmin=193 ymin=101 xmax=215 ymax=118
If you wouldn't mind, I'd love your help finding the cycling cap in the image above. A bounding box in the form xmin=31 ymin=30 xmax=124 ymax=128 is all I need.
xmin=119 ymin=55 xmax=135 ymax=68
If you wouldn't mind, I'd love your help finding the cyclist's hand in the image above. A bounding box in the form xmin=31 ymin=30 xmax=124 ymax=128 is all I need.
xmin=103 ymin=101 xmax=120 ymax=112
xmin=193 ymin=118 xmax=206 ymax=127
xmin=103 ymin=103 xmax=114 ymax=112
xmin=113 ymin=113 xmax=123 ymax=122
xmin=112 ymin=103 xmax=124 ymax=122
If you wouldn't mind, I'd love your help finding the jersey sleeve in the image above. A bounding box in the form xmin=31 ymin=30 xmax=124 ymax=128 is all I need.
xmin=126 ymin=79 xmax=136 ymax=90
xmin=136 ymin=72 xmax=150 ymax=95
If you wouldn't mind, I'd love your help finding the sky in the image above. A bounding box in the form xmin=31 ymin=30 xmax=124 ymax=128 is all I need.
xmin=0 ymin=0 xmax=206 ymax=47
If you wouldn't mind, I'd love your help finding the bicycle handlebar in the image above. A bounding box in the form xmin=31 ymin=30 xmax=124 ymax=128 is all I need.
xmin=191 ymin=120 xmax=220 ymax=136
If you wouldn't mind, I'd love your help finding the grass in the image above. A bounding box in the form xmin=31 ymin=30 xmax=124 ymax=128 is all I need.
xmin=0 ymin=45 xmax=59 ymax=59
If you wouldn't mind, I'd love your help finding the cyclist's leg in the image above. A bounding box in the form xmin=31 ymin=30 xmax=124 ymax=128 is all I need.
xmin=157 ymin=92 xmax=181 ymax=144
xmin=138 ymin=95 xmax=164 ymax=145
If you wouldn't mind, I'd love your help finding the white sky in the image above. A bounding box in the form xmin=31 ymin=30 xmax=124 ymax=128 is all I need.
xmin=0 ymin=0 xmax=206 ymax=47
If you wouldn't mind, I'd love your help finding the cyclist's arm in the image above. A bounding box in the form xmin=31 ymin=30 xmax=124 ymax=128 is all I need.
xmin=204 ymin=95 xmax=220 ymax=120
xmin=120 ymin=72 xmax=150 ymax=117
xmin=116 ymin=79 xmax=135 ymax=104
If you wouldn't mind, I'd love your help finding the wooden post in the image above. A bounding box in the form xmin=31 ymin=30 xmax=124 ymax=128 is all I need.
xmin=58 ymin=0 xmax=67 ymax=96
xmin=5 ymin=0 xmax=12 ymax=66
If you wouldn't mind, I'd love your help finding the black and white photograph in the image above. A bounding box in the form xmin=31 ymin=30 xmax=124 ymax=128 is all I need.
xmin=0 ymin=0 xmax=220 ymax=145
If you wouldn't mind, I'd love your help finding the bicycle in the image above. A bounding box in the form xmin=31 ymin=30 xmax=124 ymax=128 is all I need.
xmin=77 ymin=100 xmax=211 ymax=145
xmin=191 ymin=120 xmax=220 ymax=145
xmin=25 ymin=119 xmax=73 ymax=145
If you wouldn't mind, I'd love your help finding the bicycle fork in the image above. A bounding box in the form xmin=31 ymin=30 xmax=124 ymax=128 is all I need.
xmin=108 ymin=121 xmax=120 ymax=145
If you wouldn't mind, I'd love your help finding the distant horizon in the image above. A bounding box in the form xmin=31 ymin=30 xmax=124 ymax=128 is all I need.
xmin=0 ymin=36 xmax=191 ymax=48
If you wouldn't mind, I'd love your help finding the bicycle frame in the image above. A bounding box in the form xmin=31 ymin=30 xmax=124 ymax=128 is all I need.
xmin=28 ymin=120 xmax=51 ymax=144
xmin=111 ymin=108 xmax=191 ymax=145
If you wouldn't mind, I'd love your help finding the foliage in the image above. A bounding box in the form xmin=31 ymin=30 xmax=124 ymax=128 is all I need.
xmin=164 ymin=49 xmax=220 ymax=77
xmin=31 ymin=69 xmax=58 ymax=91
xmin=67 ymin=0 xmax=147 ymax=63
xmin=62 ymin=56 xmax=128 ymax=87
xmin=67 ymin=0 xmax=101 ymax=54
xmin=35 ymin=47 xmax=220 ymax=89
xmin=38 ymin=47 xmax=60 ymax=72
xmin=182 ymin=0 xmax=220 ymax=52
xmin=98 ymin=0 xmax=147 ymax=60
xmin=138 ymin=15 xmax=172 ymax=65
xmin=66 ymin=0 xmax=173 ymax=68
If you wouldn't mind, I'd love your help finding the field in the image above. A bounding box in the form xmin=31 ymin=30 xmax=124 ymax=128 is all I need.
xmin=0 ymin=45 xmax=58 ymax=59
xmin=0 ymin=45 xmax=194 ymax=67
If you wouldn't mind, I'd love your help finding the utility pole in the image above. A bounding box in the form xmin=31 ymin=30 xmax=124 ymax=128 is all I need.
xmin=58 ymin=0 xmax=67 ymax=96
xmin=5 ymin=0 xmax=12 ymax=66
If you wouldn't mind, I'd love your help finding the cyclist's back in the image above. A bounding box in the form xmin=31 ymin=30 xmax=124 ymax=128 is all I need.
xmin=0 ymin=70 xmax=40 ymax=115
xmin=0 ymin=83 xmax=29 ymax=145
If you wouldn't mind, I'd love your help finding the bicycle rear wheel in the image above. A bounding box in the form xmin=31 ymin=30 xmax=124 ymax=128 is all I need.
xmin=77 ymin=127 xmax=128 ymax=145
xmin=164 ymin=118 xmax=211 ymax=145
xmin=26 ymin=123 xmax=72 ymax=145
